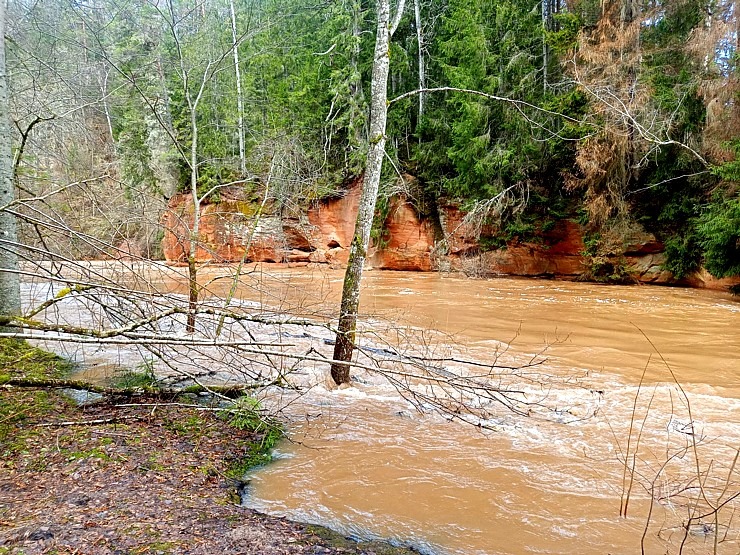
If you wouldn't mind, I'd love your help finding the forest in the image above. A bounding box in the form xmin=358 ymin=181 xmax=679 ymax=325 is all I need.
xmin=1 ymin=0 xmax=740 ymax=285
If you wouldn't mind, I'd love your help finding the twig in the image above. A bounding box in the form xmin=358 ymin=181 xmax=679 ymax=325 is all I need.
xmin=621 ymin=354 xmax=653 ymax=517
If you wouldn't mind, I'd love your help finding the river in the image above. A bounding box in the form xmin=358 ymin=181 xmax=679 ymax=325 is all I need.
xmin=234 ymin=268 xmax=740 ymax=555
xmin=21 ymin=263 xmax=740 ymax=554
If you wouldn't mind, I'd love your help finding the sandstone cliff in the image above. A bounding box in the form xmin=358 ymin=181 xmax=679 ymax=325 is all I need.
xmin=161 ymin=182 xmax=740 ymax=291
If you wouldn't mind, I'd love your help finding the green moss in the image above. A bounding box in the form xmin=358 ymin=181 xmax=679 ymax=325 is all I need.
xmin=163 ymin=414 xmax=204 ymax=435
xmin=65 ymin=446 xmax=112 ymax=462
xmin=133 ymin=541 xmax=176 ymax=554
xmin=1 ymin=389 xmax=60 ymax=458
xmin=138 ymin=454 xmax=168 ymax=473
xmin=235 ymin=200 xmax=260 ymax=217
xmin=0 ymin=338 xmax=74 ymax=380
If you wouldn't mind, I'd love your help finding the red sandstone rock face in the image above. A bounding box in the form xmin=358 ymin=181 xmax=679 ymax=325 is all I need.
xmin=446 ymin=220 xmax=586 ymax=278
xmin=436 ymin=200 xmax=483 ymax=257
xmin=682 ymin=269 xmax=740 ymax=290
xmin=161 ymin=188 xmax=740 ymax=292
xmin=626 ymin=253 xmax=674 ymax=284
xmin=306 ymin=183 xmax=362 ymax=265
xmin=162 ymin=194 xmax=291 ymax=264
xmin=370 ymin=197 xmax=435 ymax=271
xmin=480 ymin=244 xmax=586 ymax=277
xmin=623 ymin=232 xmax=665 ymax=256
xmin=162 ymin=183 xmax=366 ymax=267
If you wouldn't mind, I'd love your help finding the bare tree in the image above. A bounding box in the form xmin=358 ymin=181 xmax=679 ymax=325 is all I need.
xmin=230 ymin=0 xmax=247 ymax=176
xmin=0 ymin=1 xmax=21 ymax=332
xmin=166 ymin=0 xmax=210 ymax=332
xmin=97 ymin=0 xmax=261 ymax=332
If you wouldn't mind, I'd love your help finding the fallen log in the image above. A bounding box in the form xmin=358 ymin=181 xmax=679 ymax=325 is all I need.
xmin=0 ymin=376 xmax=267 ymax=399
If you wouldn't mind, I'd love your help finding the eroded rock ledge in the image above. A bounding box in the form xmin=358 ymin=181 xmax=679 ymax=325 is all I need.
xmin=161 ymin=182 xmax=739 ymax=292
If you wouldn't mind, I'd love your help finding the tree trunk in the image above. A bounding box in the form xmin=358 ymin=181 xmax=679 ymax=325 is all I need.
xmin=348 ymin=0 xmax=365 ymax=147
xmin=100 ymin=68 xmax=117 ymax=157
xmin=186 ymin=108 xmax=200 ymax=334
xmin=0 ymin=3 xmax=21 ymax=333
xmin=330 ymin=0 xmax=400 ymax=385
xmin=414 ymin=0 xmax=425 ymax=119
xmin=736 ymin=0 xmax=740 ymax=55
xmin=148 ymin=54 xmax=179 ymax=200
xmin=230 ymin=0 xmax=246 ymax=175
xmin=167 ymin=0 xmax=202 ymax=334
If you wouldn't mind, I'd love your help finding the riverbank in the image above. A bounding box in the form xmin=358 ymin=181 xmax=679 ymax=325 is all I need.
xmin=0 ymin=340 xmax=417 ymax=555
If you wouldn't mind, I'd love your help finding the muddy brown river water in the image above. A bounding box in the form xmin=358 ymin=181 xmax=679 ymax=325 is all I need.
xmin=227 ymin=268 xmax=740 ymax=555
xmin=23 ymin=264 xmax=740 ymax=554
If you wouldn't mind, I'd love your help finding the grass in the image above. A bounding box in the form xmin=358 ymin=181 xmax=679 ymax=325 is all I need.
xmin=112 ymin=359 xmax=158 ymax=389
xmin=0 ymin=337 xmax=282 ymax=482
xmin=0 ymin=338 xmax=73 ymax=381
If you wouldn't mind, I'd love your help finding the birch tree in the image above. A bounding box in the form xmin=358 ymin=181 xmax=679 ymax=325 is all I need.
xmin=330 ymin=0 xmax=406 ymax=385
xmin=230 ymin=0 xmax=246 ymax=176
xmin=414 ymin=0 xmax=425 ymax=119
xmin=0 ymin=2 xmax=21 ymax=332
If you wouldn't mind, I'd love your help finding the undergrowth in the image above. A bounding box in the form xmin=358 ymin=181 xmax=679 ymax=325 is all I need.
xmin=0 ymin=339 xmax=73 ymax=456
xmin=220 ymin=395 xmax=283 ymax=477
xmin=0 ymin=339 xmax=282 ymax=484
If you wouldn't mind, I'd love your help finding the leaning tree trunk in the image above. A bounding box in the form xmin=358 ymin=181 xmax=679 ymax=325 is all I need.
xmin=330 ymin=0 xmax=404 ymax=385
xmin=0 ymin=3 xmax=21 ymax=333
